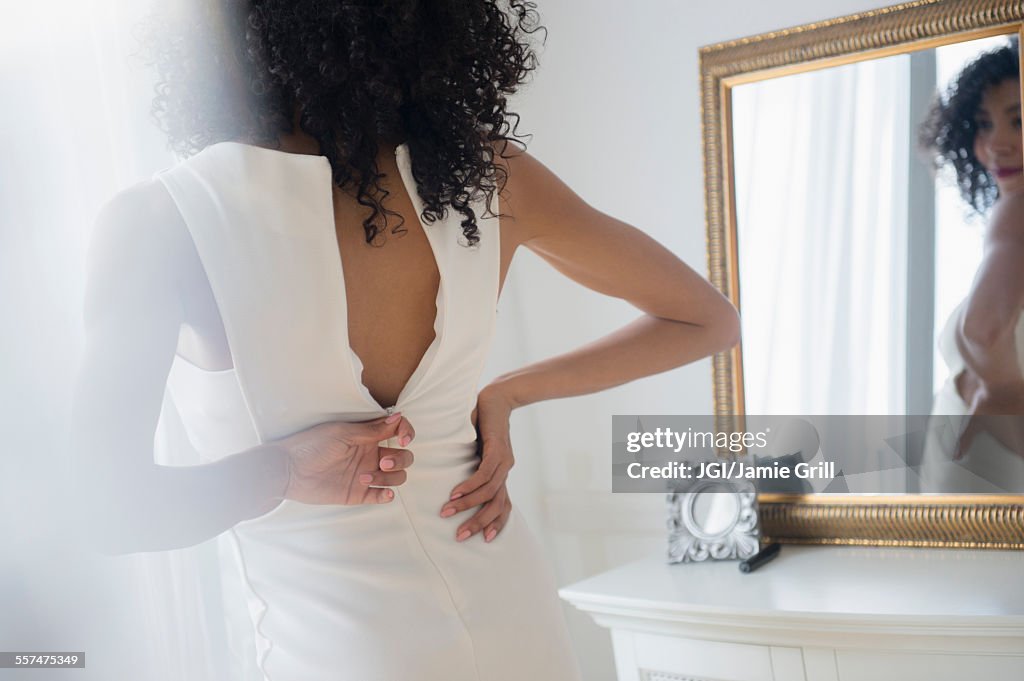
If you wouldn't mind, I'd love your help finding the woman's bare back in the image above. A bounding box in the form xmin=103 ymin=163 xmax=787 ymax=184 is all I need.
xmin=169 ymin=141 xmax=517 ymax=409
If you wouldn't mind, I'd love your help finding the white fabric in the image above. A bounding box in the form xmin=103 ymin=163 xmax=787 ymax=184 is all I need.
xmin=151 ymin=141 xmax=582 ymax=681
xmin=920 ymin=301 xmax=1024 ymax=493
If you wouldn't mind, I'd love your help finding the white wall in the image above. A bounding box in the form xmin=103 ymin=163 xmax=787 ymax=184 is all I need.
xmin=480 ymin=1 xmax=898 ymax=678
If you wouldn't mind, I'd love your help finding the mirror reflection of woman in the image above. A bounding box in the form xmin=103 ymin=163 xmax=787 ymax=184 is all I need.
xmin=920 ymin=39 xmax=1024 ymax=492
xmin=71 ymin=2 xmax=740 ymax=679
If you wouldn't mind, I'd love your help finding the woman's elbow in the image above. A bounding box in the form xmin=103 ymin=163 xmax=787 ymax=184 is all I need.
xmin=960 ymin=309 xmax=1009 ymax=350
xmin=706 ymin=300 xmax=742 ymax=353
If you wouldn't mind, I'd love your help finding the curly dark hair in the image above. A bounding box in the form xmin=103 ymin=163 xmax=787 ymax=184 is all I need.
xmin=132 ymin=0 xmax=546 ymax=245
xmin=919 ymin=37 xmax=1020 ymax=215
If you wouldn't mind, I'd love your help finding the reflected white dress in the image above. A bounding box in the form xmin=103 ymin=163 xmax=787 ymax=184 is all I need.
xmin=921 ymin=300 xmax=1024 ymax=493
xmin=151 ymin=141 xmax=582 ymax=681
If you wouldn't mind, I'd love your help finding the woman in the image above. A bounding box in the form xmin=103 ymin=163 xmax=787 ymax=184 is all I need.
xmin=919 ymin=39 xmax=1024 ymax=493
xmin=72 ymin=1 xmax=740 ymax=679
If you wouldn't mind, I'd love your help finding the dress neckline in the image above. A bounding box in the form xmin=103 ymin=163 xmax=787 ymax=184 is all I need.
xmin=212 ymin=138 xmax=409 ymax=162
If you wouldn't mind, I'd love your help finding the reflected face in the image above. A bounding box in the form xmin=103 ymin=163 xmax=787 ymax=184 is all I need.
xmin=973 ymin=78 xmax=1024 ymax=197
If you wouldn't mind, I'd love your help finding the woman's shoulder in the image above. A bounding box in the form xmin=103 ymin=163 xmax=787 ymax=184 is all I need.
xmin=486 ymin=138 xmax=592 ymax=245
xmin=88 ymin=179 xmax=192 ymax=301
xmin=989 ymin=192 xmax=1024 ymax=245
xmin=100 ymin=176 xmax=179 ymax=219
xmin=95 ymin=179 xmax=189 ymax=254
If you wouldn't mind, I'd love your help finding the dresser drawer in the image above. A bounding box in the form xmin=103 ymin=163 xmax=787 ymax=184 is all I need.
xmin=835 ymin=650 xmax=1024 ymax=681
xmin=613 ymin=631 xmax=806 ymax=681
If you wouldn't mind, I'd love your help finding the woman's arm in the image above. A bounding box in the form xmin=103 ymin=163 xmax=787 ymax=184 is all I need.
xmin=951 ymin=194 xmax=1024 ymax=458
xmin=487 ymin=144 xmax=741 ymax=408
xmin=438 ymin=145 xmax=740 ymax=542
xmin=955 ymin=193 xmax=1024 ymax=395
xmin=72 ymin=183 xmax=290 ymax=554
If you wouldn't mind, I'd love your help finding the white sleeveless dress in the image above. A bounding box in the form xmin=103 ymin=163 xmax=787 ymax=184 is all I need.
xmin=151 ymin=141 xmax=582 ymax=681
xmin=920 ymin=299 xmax=1024 ymax=493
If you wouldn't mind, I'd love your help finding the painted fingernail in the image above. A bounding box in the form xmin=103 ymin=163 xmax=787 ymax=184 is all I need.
xmin=485 ymin=529 xmax=497 ymax=542
xmin=450 ymin=492 xmax=463 ymax=500
xmin=380 ymin=458 xmax=394 ymax=470
xmin=441 ymin=507 xmax=456 ymax=518
xmin=359 ymin=473 xmax=373 ymax=484
xmin=457 ymin=529 xmax=471 ymax=541
xmin=385 ymin=489 xmax=394 ymax=499
xmin=385 ymin=413 xmax=401 ymax=423
xmin=399 ymin=435 xmax=410 ymax=447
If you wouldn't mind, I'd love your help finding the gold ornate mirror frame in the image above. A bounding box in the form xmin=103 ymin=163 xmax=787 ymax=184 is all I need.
xmin=700 ymin=0 xmax=1024 ymax=549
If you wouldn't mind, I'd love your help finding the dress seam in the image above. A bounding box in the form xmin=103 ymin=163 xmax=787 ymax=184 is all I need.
xmin=392 ymin=482 xmax=483 ymax=680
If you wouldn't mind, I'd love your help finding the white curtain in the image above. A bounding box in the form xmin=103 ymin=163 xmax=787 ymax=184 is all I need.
xmin=2 ymin=3 xmax=236 ymax=679
xmin=732 ymin=55 xmax=910 ymax=416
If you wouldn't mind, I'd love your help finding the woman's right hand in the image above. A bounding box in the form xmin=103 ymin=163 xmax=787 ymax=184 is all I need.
xmin=272 ymin=412 xmax=416 ymax=505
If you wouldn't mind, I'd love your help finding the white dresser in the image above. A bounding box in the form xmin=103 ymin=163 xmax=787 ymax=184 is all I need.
xmin=558 ymin=546 xmax=1024 ymax=681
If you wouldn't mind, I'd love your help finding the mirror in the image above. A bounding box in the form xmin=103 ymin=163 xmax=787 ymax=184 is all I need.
xmin=732 ymin=34 xmax=1024 ymax=494
xmin=692 ymin=490 xmax=738 ymax=536
xmin=733 ymin=34 xmax=1006 ymax=415
xmin=700 ymin=0 xmax=1024 ymax=547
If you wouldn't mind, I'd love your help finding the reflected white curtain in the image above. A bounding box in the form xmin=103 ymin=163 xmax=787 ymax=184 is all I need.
xmin=732 ymin=56 xmax=910 ymax=415
xmin=2 ymin=3 xmax=236 ymax=679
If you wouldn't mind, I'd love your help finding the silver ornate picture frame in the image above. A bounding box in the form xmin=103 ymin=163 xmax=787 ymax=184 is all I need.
xmin=667 ymin=480 xmax=760 ymax=563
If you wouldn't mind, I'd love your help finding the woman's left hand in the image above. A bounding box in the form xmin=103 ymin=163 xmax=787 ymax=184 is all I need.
xmin=441 ymin=385 xmax=517 ymax=543
xmin=955 ymin=368 xmax=982 ymax=406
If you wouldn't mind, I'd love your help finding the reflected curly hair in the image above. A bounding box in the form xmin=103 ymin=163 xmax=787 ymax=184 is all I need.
xmin=133 ymin=0 xmax=545 ymax=245
xmin=919 ymin=38 xmax=1019 ymax=215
